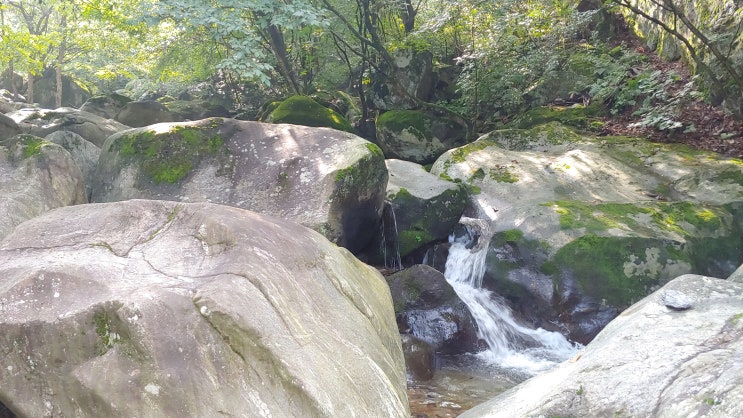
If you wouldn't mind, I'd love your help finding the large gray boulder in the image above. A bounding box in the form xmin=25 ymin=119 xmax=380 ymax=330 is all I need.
xmin=461 ymin=274 xmax=743 ymax=417
xmin=0 ymin=134 xmax=87 ymax=240
xmin=728 ymin=263 xmax=743 ymax=283
xmin=91 ymin=118 xmax=388 ymax=253
xmin=45 ymin=131 xmax=101 ymax=197
xmin=0 ymin=88 xmax=25 ymax=113
xmin=0 ymin=199 xmax=409 ymax=418
xmin=27 ymin=68 xmax=91 ymax=108
xmin=370 ymin=49 xmax=437 ymax=110
xmin=80 ymin=93 xmax=132 ymax=119
xmin=115 ymin=100 xmax=178 ymax=127
xmin=383 ymin=159 xmax=467 ymax=257
xmin=375 ymin=110 xmax=468 ymax=164
xmin=0 ymin=113 xmax=20 ymax=140
xmin=431 ymin=122 xmax=743 ymax=342
xmin=7 ymin=107 xmax=131 ymax=147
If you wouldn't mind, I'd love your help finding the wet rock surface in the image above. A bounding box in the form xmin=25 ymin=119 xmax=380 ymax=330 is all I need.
xmin=387 ymin=265 xmax=481 ymax=354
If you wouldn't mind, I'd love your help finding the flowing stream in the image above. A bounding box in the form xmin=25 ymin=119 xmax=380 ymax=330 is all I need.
xmin=444 ymin=218 xmax=580 ymax=375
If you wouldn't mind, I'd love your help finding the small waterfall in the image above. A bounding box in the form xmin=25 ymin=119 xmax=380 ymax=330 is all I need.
xmin=444 ymin=218 xmax=580 ymax=374
xmin=380 ymin=201 xmax=403 ymax=271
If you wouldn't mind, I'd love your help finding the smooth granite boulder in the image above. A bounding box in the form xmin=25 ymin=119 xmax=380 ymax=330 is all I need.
xmin=0 ymin=200 xmax=409 ymax=418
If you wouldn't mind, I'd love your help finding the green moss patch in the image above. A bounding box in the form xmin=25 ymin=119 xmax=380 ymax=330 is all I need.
xmin=267 ymin=95 xmax=354 ymax=132
xmin=21 ymin=136 xmax=48 ymax=158
xmin=506 ymin=104 xmax=606 ymax=131
xmin=115 ymin=123 xmax=225 ymax=184
xmin=489 ymin=164 xmax=519 ymax=183
xmin=397 ymin=229 xmax=434 ymax=256
xmin=545 ymin=200 xmax=726 ymax=236
xmin=2 ymin=134 xmax=51 ymax=159
xmin=376 ymin=110 xmax=432 ymax=141
xmin=553 ymin=234 xmax=689 ymax=307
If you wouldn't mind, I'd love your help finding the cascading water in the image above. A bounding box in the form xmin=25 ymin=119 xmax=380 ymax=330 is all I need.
xmin=444 ymin=217 xmax=580 ymax=375
xmin=379 ymin=201 xmax=403 ymax=271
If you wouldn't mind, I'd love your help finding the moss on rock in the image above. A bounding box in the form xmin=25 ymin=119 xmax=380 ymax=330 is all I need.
xmin=376 ymin=110 xmax=432 ymax=141
xmin=266 ymin=95 xmax=354 ymax=133
xmin=545 ymin=200 xmax=728 ymax=237
xmin=1 ymin=134 xmax=52 ymax=159
xmin=553 ymin=234 xmax=691 ymax=307
xmin=114 ymin=121 xmax=226 ymax=184
xmin=506 ymin=104 xmax=606 ymax=132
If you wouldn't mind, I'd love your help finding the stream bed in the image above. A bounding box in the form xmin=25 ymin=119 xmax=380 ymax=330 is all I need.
xmin=407 ymin=354 xmax=528 ymax=417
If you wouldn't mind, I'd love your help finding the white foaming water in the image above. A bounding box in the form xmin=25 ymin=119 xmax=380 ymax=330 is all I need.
xmin=444 ymin=228 xmax=580 ymax=375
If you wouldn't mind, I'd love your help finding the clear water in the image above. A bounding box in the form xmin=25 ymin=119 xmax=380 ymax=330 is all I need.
xmin=444 ymin=224 xmax=581 ymax=376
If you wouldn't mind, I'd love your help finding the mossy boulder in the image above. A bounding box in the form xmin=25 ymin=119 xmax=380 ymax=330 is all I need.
xmin=505 ymin=104 xmax=606 ymax=132
xmin=375 ymin=110 xmax=468 ymax=164
xmin=377 ymin=159 xmax=467 ymax=260
xmin=431 ymin=122 xmax=743 ymax=342
xmin=91 ymin=118 xmax=387 ymax=253
xmin=0 ymin=134 xmax=87 ymax=239
xmin=264 ymin=95 xmax=354 ymax=133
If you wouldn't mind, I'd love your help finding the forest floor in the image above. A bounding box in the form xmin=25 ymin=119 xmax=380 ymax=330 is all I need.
xmin=600 ymin=29 xmax=743 ymax=158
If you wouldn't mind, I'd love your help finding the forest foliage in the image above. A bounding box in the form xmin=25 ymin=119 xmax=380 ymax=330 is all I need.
xmin=0 ymin=0 xmax=741 ymax=129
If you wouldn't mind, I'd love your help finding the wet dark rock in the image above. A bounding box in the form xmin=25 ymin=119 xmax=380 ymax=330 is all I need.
xmin=388 ymin=265 xmax=481 ymax=353
xmin=401 ymin=334 xmax=436 ymax=381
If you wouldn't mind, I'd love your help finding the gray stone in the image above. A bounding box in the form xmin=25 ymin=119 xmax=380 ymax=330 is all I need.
xmin=90 ymin=118 xmax=388 ymax=253
xmin=29 ymin=68 xmax=91 ymax=108
xmin=0 ymin=134 xmax=87 ymax=240
xmin=375 ymin=110 xmax=468 ymax=164
xmin=370 ymin=49 xmax=437 ymax=110
xmin=0 ymin=200 xmax=409 ymax=418
xmin=461 ymin=274 xmax=743 ymax=418
xmin=80 ymin=93 xmax=132 ymax=119
xmin=45 ymin=131 xmax=101 ymax=197
xmin=662 ymin=289 xmax=694 ymax=310
xmin=115 ymin=100 xmax=178 ymax=127
xmin=383 ymin=159 xmax=467 ymax=257
xmin=431 ymin=122 xmax=743 ymax=342
xmin=728 ymin=263 xmax=743 ymax=283
xmin=7 ymin=107 xmax=131 ymax=147
xmin=0 ymin=113 xmax=20 ymax=140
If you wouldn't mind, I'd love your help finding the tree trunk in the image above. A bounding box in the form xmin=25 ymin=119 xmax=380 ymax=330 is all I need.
xmin=56 ymin=15 xmax=66 ymax=108
xmin=401 ymin=0 xmax=416 ymax=33
xmin=9 ymin=61 xmax=17 ymax=98
xmin=27 ymin=73 xmax=34 ymax=105
xmin=265 ymin=24 xmax=301 ymax=95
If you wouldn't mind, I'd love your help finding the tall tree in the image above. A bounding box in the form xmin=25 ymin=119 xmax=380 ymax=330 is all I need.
xmin=149 ymin=0 xmax=327 ymax=93
xmin=611 ymin=0 xmax=743 ymax=103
